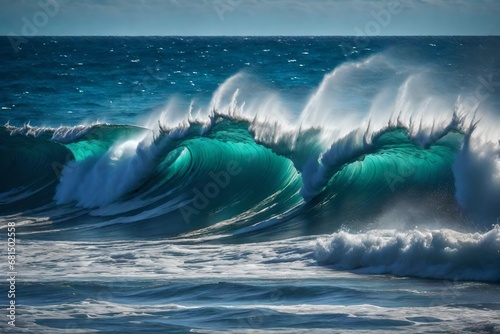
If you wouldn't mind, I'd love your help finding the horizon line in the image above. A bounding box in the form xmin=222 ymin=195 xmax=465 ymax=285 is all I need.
xmin=3 ymin=34 xmax=500 ymax=37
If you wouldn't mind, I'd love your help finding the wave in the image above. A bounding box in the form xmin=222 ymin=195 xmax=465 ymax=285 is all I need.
xmin=1 ymin=110 xmax=494 ymax=234
xmin=3 ymin=51 xmax=500 ymax=284
xmin=315 ymin=225 xmax=500 ymax=282
xmin=2 ymin=53 xmax=499 ymax=241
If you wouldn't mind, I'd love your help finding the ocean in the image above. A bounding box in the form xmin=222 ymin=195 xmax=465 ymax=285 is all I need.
xmin=1 ymin=36 xmax=500 ymax=333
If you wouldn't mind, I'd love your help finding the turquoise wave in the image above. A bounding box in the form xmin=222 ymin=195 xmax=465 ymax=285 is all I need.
xmin=0 ymin=113 xmax=489 ymax=239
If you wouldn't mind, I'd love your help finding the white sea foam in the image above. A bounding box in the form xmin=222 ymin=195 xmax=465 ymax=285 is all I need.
xmin=315 ymin=225 xmax=500 ymax=281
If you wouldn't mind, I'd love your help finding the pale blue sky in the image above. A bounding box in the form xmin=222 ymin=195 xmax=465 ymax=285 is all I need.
xmin=1 ymin=0 xmax=499 ymax=36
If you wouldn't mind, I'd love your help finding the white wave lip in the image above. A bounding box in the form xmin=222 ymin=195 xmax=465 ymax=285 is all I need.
xmin=314 ymin=225 xmax=500 ymax=282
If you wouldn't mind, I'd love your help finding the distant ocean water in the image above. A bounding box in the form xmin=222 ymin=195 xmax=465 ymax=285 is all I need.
xmin=1 ymin=36 xmax=500 ymax=333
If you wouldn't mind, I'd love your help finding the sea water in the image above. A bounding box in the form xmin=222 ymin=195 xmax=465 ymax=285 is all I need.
xmin=1 ymin=36 xmax=500 ymax=333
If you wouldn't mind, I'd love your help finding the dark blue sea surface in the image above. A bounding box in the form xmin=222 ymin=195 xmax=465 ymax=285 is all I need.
xmin=1 ymin=36 xmax=500 ymax=333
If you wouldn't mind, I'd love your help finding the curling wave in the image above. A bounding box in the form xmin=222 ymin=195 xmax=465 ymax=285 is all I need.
xmin=2 ymin=51 xmax=500 ymax=282
xmin=2 ymin=52 xmax=499 ymax=242
xmin=1 ymin=107 xmax=496 ymax=236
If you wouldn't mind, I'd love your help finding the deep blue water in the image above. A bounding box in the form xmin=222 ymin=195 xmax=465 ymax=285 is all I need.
xmin=1 ymin=36 xmax=500 ymax=333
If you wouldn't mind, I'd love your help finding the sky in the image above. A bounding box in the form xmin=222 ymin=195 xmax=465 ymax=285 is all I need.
xmin=1 ymin=0 xmax=499 ymax=36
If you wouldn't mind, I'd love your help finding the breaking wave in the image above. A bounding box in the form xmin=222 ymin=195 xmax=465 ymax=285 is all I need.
xmin=2 ymin=52 xmax=499 ymax=281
